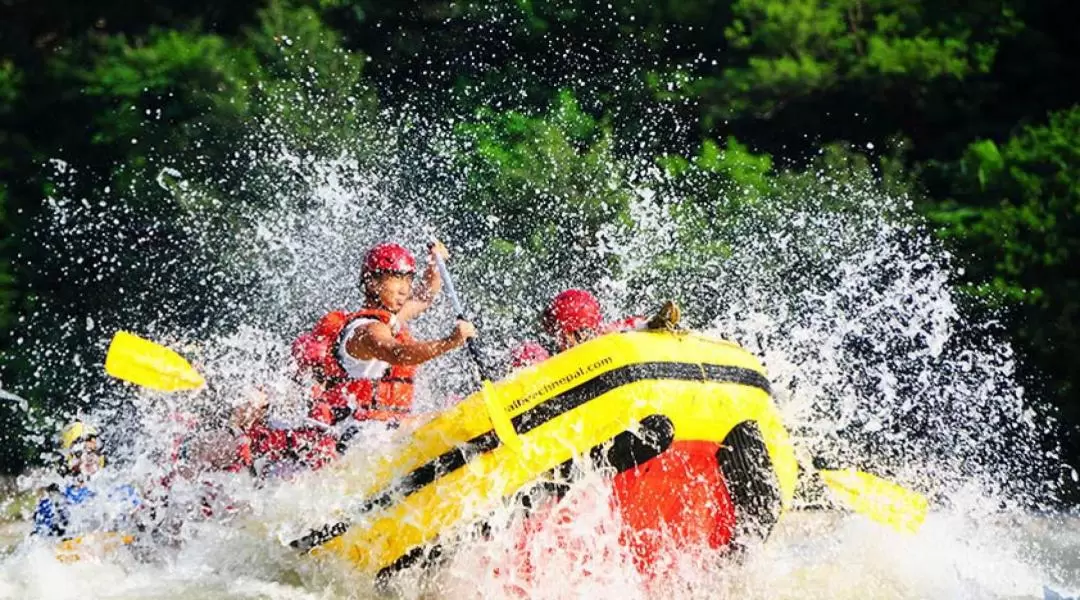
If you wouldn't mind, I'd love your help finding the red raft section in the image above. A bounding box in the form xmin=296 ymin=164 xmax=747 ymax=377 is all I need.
xmin=611 ymin=440 xmax=737 ymax=574
xmin=503 ymin=441 xmax=747 ymax=585
xmin=490 ymin=420 xmax=782 ymax=593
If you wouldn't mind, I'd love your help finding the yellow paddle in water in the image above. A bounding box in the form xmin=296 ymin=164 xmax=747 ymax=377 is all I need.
xmin=105 ymin=331 xmax=206 ymax=391
xmin=816 ymin=467 xmax=929 ymax=534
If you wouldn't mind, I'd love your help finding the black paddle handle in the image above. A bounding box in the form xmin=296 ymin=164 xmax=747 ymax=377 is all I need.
xmin=456 ymin=313 xmax=491 ymax=381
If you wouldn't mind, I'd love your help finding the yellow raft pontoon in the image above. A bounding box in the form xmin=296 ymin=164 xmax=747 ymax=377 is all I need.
xmin=291 ymin=326 xmax=799 ymax=582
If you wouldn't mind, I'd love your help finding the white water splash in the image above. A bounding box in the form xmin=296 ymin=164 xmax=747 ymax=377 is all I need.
xmin=1 ymin=85 xmax=1074 ymax=600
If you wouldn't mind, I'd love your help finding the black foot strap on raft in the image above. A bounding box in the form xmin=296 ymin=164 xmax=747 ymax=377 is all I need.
xmin=374 ymin=415 xmax=676 ymax=590
xmin=716 ymin=420 xmax=782 ymax=555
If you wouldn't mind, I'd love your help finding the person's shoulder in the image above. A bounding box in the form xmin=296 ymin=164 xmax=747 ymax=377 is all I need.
xmin=314 ymin=309 xmax=352 ymax=327
xmin=353 ymin=317 xmax=392 ymax=335
xmin=510 ymin=341 xmax=551 ymax=369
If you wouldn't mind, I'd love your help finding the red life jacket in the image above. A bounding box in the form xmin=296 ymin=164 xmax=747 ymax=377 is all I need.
xmin=298 ymin=308 xmax=418 ymax=424
xmin=237 ymin=422 xmax=338 ymax=478
xmin=509 ymin=342 xmax=551 ymax=370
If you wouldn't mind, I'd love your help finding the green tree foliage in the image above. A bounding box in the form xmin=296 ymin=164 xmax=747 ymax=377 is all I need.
xmin=243 ymin=2 xmax=376 ymax=154
xmin=450 ymin=89 xmax=636 ymax=305
xmin=709 ymin=0 xmax=1015 ymax=117
xmin=0 ymin=61 xmax=20 ymax=333
xmin=0 ymin=0 xmax=379 ymax=472
xmin=655 ymin=137 xmax=774 ymax=278
xmin=930 ymin=108 xmax=1080 ymax=432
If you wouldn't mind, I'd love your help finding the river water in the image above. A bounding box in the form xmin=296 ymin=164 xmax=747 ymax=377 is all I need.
xmin=3 ymin=506 xmax=1079 ymax=599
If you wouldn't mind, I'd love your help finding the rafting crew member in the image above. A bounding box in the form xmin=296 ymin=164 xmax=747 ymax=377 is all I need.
xmin=139 ymin=417 xmax=258 ymax=547
xmin=542 ymin=289 xmax=647 ymax=351
xmin=228 ymin=386 xmax=339 ymax=479
xmin=507 ymin=289 xmax=646 ymax=370
xmin=137 ymin=385 xmax=337 ymax=546
xmin=32 ymin=421 xmax=141 ymax=538
xmin=293 ymin=240 xmax=476 ymax=435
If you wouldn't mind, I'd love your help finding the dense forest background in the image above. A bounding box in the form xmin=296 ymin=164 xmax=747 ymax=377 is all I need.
xmin=1 ymin=0 xmax=1078 ymax=498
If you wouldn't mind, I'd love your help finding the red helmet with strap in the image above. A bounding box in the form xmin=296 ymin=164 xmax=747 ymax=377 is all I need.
xmin=543 ymin=289 xmax=603 ymax=338
xmin=362 ymin=243 xmax=416 ymax=282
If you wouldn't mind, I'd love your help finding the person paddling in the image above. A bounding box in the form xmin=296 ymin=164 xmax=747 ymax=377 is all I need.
xmin=32 ymin=421 xmax=141 ymax=539
xmin=294 ymin=241 xmax=476 ymax=430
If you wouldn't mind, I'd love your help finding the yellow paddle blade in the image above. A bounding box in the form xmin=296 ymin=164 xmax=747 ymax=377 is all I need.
xmin=105 ymin=331 xmax=205 ymax=391
xmin=818 ymin=468 xmax=929 ymax=534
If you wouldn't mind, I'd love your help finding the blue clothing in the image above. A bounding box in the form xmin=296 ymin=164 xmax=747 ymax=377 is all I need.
xmin=32 ymin=483 xmax=140 ymax=538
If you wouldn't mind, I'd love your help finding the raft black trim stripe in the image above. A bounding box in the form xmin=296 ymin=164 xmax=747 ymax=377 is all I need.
xmin=358 ymin=363 xmax=765 ymax=515
xmin=290 ymin=361 xmax=769 ymax=552
xmin=512 ymin=363 xmax=769 ymax=432
xmin=290 ymin=431 xmax=502 ymax=551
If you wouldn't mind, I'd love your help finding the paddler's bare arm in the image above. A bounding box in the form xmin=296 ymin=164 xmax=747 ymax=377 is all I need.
xmin=346 ymin=319 xmax=475 ymax=366
xmin=398 ymin=241 xmax=447 ymax=322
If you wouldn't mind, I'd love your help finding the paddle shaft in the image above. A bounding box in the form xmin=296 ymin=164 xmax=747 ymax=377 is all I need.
xmin=431 ymin=248 xmax=491 ymax=381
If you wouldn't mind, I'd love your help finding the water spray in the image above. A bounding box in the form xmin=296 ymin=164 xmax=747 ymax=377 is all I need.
xmin=430 ymin=238 xmax=492 ymax=382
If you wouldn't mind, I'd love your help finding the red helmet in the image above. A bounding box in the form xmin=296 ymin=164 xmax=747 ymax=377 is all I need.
xmin=510 ymin=342 xmax=551 ymax=369
xmin=362 ymin=243 xmax=417 ymax=281
xmin=543 ymin=289 xmax=603 ymax=338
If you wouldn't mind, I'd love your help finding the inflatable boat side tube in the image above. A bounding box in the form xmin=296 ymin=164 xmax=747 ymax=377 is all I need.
xmin=292 ymin=362 xmax=768 ymax=552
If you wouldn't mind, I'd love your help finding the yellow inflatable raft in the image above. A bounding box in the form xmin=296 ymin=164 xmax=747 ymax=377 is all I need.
xmin=291 ymin=326 xmax=799 ymax=582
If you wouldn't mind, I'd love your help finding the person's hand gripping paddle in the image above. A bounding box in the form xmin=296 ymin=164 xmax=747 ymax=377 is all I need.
xmin=429 ymin=239 xmax=522 ymax=451
xmin=429 ymin=241 xmax=491 ymax=381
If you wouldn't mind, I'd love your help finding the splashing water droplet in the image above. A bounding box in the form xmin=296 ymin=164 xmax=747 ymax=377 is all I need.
xmin=155 ymin=167 xmax=184 ymax=193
